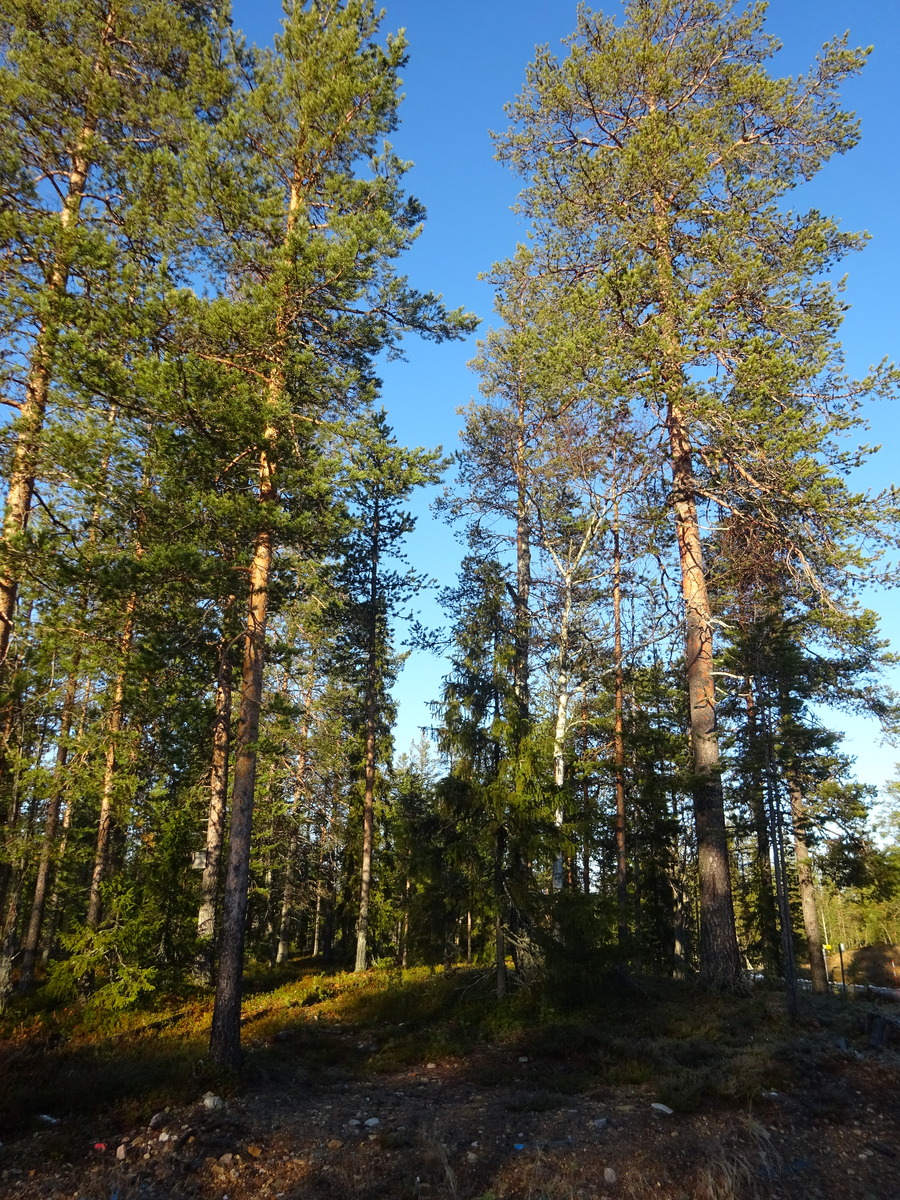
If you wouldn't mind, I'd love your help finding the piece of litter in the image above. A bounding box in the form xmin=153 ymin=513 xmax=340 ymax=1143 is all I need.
xmin=651 ymin=1103 xmax=673 ymax=1115
xmin=518 ymin=1056 xmax=529 ymax=1063
xmin=514 ymin=1143 xmax=525 ymax=1151
xmin=38 ymin=1115 xmax=60 ymax=1125
xmin=93 ymin=1143 xmax=107 ymax=1152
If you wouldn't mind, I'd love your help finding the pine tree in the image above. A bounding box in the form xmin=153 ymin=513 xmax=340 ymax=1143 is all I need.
xmin=0 ymin=0 xmax=228 ymax=670
xmin=494 ymin=0 xmax=895 ymax=990
xmin=197 ymin=0 xmax=473 ymax=1067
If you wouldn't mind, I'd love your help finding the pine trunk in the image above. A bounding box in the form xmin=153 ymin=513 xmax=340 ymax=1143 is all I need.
xmin=209 ymin=161 xmax=300 ymax=1062
xmin=209 ymin=514 xmax=273 ymax=1067
xmin=0 ymin=6 xmax=116 ymax=667
xmin=787 ymin=772 xmax=828 ymax=994
xmin=653 ymin=194 xmax=742 ymax=991
xmin=86 ymin=600 xmax=134 ymax=929
xmin=513 ymin=380 xmax=531 ymax=716
xmin=612 ymin=514 xmax=628 ymax=950
xmin=669 ymin=420 xmax=742 ymax=990
xmin=355 ymin=498 xmax=380 ymax=973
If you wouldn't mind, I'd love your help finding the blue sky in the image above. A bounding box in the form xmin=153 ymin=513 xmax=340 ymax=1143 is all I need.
xmin=230 ymin=0 xmax=900 ymax=790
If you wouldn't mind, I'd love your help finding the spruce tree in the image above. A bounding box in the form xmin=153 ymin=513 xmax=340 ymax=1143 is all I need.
xmin=328 ymin=410 xmax=444 ymax=972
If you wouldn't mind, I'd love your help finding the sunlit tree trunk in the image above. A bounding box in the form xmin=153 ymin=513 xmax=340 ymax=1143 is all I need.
xmin=552 ymin=574 xmax=572 ymax=891
xmin=195 ymin=637 xmax=233 ymax=984
xmin=86 ymin=595 xmax=135 ymax=929
xmin=612 ymin=506 xmax=628 ymax=949
xmin=655 ymin=198 xmax=742 ymax=991
xmin=787 ymin=771 xmax=828 ymax=994
xmin=209 ymin=431 xmax=277 ymax=1066
xmin=355 ymin=495 xmax=380 ymax=973
xmin=0 ymin=5 xmax=117 ymax=669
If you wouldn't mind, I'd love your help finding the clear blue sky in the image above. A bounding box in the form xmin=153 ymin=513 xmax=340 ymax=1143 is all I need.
xmin=231 ymin=0 xmax=900 ymax=790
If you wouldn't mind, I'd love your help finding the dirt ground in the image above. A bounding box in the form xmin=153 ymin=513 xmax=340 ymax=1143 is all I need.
xmin=2 ymin=1001 xmax=899 ymax=1200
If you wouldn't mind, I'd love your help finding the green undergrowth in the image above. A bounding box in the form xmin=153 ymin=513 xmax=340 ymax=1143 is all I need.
xmin=0 ymin=960 xmax=877 ymax=1145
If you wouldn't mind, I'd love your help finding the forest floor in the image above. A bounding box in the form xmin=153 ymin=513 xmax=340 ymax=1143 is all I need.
xmin=1 ymin=962 xmax=899 ymax=1200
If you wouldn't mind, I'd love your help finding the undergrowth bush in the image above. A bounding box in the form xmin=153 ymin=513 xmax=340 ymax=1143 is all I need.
xmin=47 ymin=889 xmax=160 ymax=1011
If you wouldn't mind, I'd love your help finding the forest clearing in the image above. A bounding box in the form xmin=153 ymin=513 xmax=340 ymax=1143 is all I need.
xmin=0 ymin=0 xmax=899 ymax=1194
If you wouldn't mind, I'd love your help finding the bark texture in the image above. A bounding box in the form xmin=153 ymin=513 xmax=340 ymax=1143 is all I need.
xmin=195 ymin=642 xmax=232 ymax=986
xmin=209 ymin=517 xmax=272 ymax=1067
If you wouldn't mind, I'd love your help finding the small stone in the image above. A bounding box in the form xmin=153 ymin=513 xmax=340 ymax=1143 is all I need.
xmin=247 ymin=1145 xmax=262 ymax=1158
xmin=218 ymin=1153 xmax=233 ymax=1167
xmin=518 ymin=1056 xmax=529 ymax=1063
xmin=327 ymin=1139 xmax=344 ymax=1151
xmin=365 ymin=1118 xmax=380 ymax=1128
xmin=116 ymin=1144 xmax=127 ymax=1161
xmin=348 ymin=1119 xmax=361 ymax=1128
xmin=604 ymin=1167 xmax=618 ymax=1184
xmin=158 ymin=1131 xmax=171 ymax=1142
xmin=203 ymin=1092 xmax=225 ymax=1111
xmin=651 ymin=1103 xmax=673 ymax=1115
xmin=426 ymin=1062 xmax=437 ymax=1069
xmin=148 ymin=1112 xmax=166 ymax=1131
